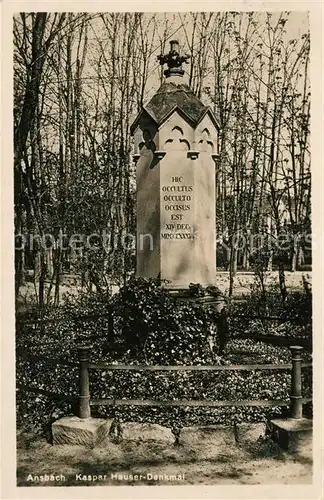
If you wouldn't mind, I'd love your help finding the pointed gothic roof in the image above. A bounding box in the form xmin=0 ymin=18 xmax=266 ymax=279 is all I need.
xmin=130 ymin=82 xmax=219 ymax=134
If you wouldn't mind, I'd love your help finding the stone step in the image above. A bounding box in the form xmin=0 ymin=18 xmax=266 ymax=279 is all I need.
xmin=268 ymin=417 xmax=312 ymax=453
xmin=52 ymin=416 xmax=113 ymax=448
xmin=52 ymin=417 xmax=312 ymax=458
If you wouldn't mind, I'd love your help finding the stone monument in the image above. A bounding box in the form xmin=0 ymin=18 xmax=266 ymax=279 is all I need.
xmin=131 ymin=40 xmax=219 ymax=289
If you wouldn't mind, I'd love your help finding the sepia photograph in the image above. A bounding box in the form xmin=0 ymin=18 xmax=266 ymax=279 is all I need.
xmin=1 ymin=2 xmax=323 ymax=498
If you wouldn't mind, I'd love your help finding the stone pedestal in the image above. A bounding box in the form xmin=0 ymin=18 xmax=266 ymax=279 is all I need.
xmin=268 ymin=418 xmax=312 ymax=453
xmin=52 ymin=416 xmax=113 ymax=448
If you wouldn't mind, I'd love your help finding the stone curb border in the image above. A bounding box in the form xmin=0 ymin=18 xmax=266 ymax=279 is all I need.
xmin=52 ymin=417 xmax=268 ymax=448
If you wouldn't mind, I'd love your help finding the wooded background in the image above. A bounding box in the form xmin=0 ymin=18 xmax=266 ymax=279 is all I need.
xmin=13 ymin=12 xmax=311 ymax=306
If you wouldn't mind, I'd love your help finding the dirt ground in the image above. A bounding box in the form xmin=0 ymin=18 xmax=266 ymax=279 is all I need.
xmin=217 ymin=270 xmax=311 ymax=296
xmin=17 ymin=428 xmax=312 ymax=487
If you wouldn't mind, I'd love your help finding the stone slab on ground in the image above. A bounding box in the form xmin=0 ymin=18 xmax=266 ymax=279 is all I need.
xmin=179 ymin=425 xmax=235 ymax=448
xmin=120 ymin=422 xmax=174 ymax=444
xmin=234 ymin=422 xmax=266 ymax=445
xmin=52 ymin=416 xmax=113 ymax=448
xmin=268 ymin=418 xmax=312 ymax=453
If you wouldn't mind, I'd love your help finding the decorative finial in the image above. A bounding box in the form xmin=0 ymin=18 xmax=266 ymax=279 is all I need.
xmin=157 ymin=40 xmax=190 ymax=78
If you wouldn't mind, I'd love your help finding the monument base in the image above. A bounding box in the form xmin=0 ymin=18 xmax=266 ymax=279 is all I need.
xmin=52 ymin=416 xmax=113 ymax=448
xmin=170 ymin=288 xmax=226 ymax=313
xmin=268 ymin=417 xmax=312 ymax=453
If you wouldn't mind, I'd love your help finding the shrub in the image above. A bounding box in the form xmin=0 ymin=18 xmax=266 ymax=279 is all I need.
xmin=109 ymin=277 xmax=228 ymax=364
xmin=228 ymin=275 xmax=312 ymax=344
xmin=16 ymin=277 xmax=312 ymax=434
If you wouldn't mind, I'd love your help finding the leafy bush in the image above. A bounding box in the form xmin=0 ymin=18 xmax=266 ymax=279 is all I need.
xmin=228 ymin=275 xmax=312 ymax=344
xmin=16 ymin=277 xmax=312 ymax=435
xmin=231 ymin=275 xmax=311 ymax=319
xmin=109 ymin=277 xmax=227 ymax=364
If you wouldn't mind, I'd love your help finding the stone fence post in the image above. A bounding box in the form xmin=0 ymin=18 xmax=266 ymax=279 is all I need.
xmin=290 ymin=345 xmax=303 ymax=419
xmin=77 ymin=345 xmax=91 ymax=419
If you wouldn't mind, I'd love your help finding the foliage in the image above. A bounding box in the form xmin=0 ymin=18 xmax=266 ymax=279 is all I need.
xmin=188 ymin=282 xmax=206 ymax=297
xmin=16 ymin=331 xmax=312 ymax=433
xmin=109 ymin=277 xmax=226 ymax=364
xmin=187 ymin=283 xmax=224 ymax=298
xmin=205 ymin=285 xmax=224 ymax=297
xmin=228 ymin=274 xmax=312 ymax=344
xmin=231 ymin=274 xmax=311 ymax=320
xmin=16 ymin=278 xmax=312 ymax=434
